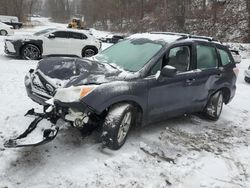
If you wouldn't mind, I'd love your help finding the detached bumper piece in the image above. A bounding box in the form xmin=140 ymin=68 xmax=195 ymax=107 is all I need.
xmin=4 ymin=109 xmax=59 ymax=148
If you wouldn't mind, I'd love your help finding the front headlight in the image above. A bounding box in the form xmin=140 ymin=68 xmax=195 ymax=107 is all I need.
xmin=54 ymin=85 xmax=97 ymax=103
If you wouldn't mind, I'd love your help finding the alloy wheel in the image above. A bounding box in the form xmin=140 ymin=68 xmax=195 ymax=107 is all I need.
xmin=117 ymin=112 xmax=132 ymax=144
xmin=84 ymin=49 xmax=96 ymax=57
xmin=23 ymin=46 xmax=40 ymax=60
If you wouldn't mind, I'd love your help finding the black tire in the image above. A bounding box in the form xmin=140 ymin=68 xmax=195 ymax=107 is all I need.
xmin=0 ymin=30 xmax=8 ymax=36
xmin=101 ymin=103 xmax=135 ymax=150
xmin=82 ymin=47 xmax=97 ymax=57
xmin=245 ymin=76 xmax=250 ymax=83
xmin=21 ymin=44 xmax=41 ymax=60
xmin=203 ymin=91 xmax=224 ymax=121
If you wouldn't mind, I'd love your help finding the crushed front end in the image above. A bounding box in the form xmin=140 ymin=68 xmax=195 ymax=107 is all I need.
xmin=4 ymin=66 xmax=102 ymax=148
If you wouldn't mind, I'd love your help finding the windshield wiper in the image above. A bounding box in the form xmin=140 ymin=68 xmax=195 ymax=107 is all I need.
xmin=105 ymin=63 xmax=120 ymax=71
xmin=91 ymin=56 xmax=120 ymax=71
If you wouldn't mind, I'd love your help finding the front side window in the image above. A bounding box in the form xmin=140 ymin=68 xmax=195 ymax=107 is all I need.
xmin=167 ymin=46 xmax=190 ymax=72
xmin=218 ymin=49 xmax=231 ymax=66
xmin=33 ymin=28 xmax=56 ymax=36
xmin=95 ymin=39 xmax=163 ymax=72
xmin=196 ymin=45 xmax=218 ymax=69
xmin=53 ymin=31 xmax=68 ymax=38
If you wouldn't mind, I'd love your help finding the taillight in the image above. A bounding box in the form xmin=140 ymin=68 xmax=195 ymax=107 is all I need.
xmin=233 ymin=67 xmax=239 ymax=77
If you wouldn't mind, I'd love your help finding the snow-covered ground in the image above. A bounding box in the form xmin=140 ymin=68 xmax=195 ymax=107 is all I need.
xmin=0 ymin=18 xmax=250 ymax=188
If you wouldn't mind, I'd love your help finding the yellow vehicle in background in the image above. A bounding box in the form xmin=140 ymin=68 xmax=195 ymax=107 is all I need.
xmin=68 ymin=17 xmax=85 ymax=29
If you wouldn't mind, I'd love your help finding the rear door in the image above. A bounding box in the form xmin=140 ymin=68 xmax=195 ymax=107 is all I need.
xmin=68 ymin=31 xmax=88 ymax=57
xmin=189 ymin=42 xmax=222 ymax=110
xmin=43 ymin=31 xmax=70 ymax=55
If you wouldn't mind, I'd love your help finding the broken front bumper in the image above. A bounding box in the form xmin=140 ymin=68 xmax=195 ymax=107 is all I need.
xmin=4 ymin=109 xmax=59 ymax=148
xmin=25 ymin=71 xmax=54 ymax=105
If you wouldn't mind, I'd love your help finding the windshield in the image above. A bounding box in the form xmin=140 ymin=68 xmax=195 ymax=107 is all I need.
xmin=33 ymin=28 xmax=56 ymax=36
xmin=95 ymin=39 xmax=163 ymax=72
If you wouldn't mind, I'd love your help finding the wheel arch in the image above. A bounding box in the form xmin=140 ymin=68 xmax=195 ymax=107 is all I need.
xmin=102 ymin=100 xmax=144 ymax=127
xmin=20 ymin=40 xmax=43 ymax=56
xmin=20 ymin=42 xmax=42 ymax=56
xmin=208 ymin=87 xmax=231 ymax=105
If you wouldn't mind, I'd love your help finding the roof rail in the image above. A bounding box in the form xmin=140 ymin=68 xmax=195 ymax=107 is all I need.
xmin=151 ymin=32 xmax=220 ymax=43
xmin=188 ymin=35 xmax=219 ymax=42
xmin=150 ymin=32 xmax=189 ymax=37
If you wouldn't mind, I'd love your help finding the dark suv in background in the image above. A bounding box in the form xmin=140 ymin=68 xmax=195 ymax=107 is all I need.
xmin=23 ymin=32 xmax=239 ymax=150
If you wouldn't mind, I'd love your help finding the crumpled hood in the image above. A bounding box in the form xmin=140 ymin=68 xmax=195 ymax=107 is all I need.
xmin=37 ymin=57 xmax=136 ymax=87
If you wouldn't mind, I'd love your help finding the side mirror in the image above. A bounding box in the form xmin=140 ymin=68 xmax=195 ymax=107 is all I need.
xmin=48 ymin=34 xmax=55 ymax=39
xmin=161 ymin=65 xmax=177 ymax=77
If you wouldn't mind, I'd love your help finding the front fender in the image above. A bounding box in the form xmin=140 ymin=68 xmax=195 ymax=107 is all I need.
xmin=82 ymin=80 xmax=148 ymax=115
xmin=22 ymin=39 xmax=43 ymax=54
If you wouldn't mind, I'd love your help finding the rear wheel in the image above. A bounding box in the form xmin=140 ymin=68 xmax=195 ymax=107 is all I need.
xmin=0 ymin=30 xmax=7 ymax=36
xmin=101 ymin=103 xmax=135 ymax=150
xmin=203 ymin=91 xmax=224 ymax=121
xmin=21 ymin=44 xmax=41 ymax=60
xmin=82 ymin=48 xmax=97 ymax=57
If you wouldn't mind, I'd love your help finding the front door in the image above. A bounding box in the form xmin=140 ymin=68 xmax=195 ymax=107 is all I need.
xmin=43 ymin=31 xmax=70 ymax=56
xmin=147 ymin=45 xmax=198 ymax=123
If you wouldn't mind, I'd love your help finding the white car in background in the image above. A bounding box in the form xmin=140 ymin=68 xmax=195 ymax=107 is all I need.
xmin=0 ymin=22 xmax=14 ymax=36
xmin=4 ymin=28 xmax=102 ymax=60
xmin=245 ymin=66 xmax=250 ymax=83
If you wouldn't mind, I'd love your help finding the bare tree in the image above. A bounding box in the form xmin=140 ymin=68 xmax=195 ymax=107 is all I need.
xmin=246 ymin=0 xmax=250 ymax=42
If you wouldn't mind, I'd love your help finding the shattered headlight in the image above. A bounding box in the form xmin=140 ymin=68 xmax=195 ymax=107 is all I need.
xmin=54 ymin=85 xmax=97 ymax=103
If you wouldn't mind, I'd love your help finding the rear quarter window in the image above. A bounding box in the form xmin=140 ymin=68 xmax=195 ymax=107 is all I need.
xmin=218 ymin=49 xmax=232 ymax=66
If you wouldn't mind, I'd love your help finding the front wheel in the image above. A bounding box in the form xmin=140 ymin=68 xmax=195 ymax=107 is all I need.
xmin=0 ymin=30 xmax=8 ymax=36
xmin=21 ymin=44 xmax=41 ymax=60
xmin=101 ymin=103 xmax=135 ymax=150
xmin=203 ymin=91 xmax=224 ymax=121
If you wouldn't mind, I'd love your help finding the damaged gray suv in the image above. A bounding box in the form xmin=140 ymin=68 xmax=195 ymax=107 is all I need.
xmin=4 ymin=32 xmax=239 ymax=150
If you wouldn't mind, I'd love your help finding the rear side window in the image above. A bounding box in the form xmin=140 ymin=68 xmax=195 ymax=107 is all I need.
xmin=53 ymin=31 xmax=68 ymax=38
xmin=196 ymin=45 xmax=218 ymax=69
xmin=218 ymin=49 xmax=231 ymax=66
xmin=69 ymin=32 xmax=87 ymax=40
